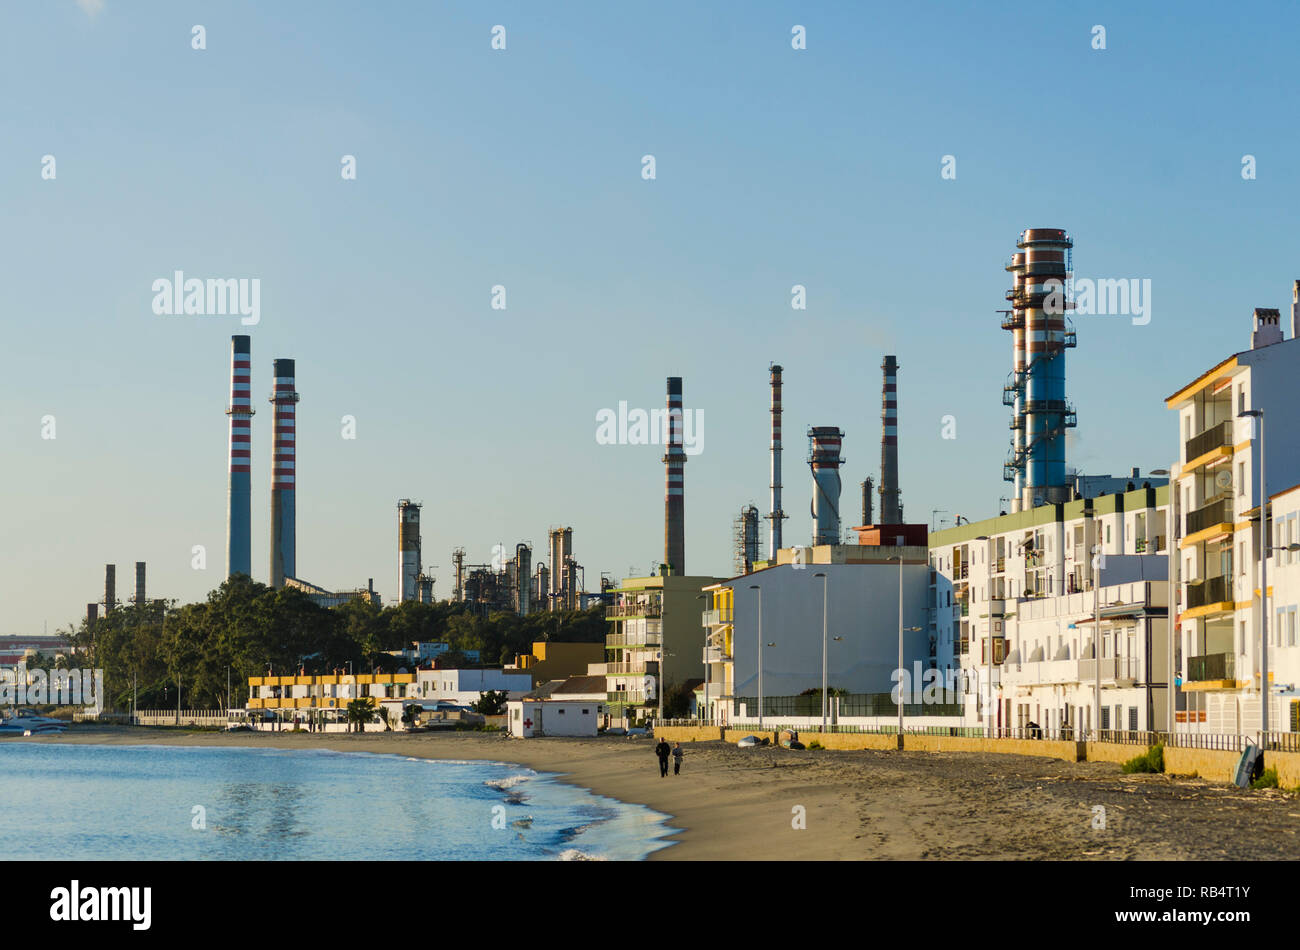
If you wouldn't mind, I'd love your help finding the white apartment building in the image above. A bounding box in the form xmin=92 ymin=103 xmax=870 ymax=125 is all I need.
xmin=1168 ymin=307 xmax=1300 ymax=736
xmin=412 ymin=667 xmax=532 ymax=706
xmin=930 ymin=484 xmax=1170 ymax=732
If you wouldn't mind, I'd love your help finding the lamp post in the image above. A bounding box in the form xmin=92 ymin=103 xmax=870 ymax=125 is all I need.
xmin=749 ymin=584 xmax=763 ymax=728
xmin=1240 ymin=409 xmax=1270 ymax=740
xmin=697 ymin=593 xmax=710 ymax=723
xmin=814 ymin=571 xmax=829 ymax=732
xmin=1151 ymin=466 xmax=1175 ymax=736
xmin=974 ymin=535 xmax=992 ymax=735
xmin=1093 ymin=543 xmax=1102 ymax=739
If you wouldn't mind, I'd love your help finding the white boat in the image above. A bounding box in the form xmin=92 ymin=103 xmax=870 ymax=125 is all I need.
xmin=0 ymin=708 xmax=68 ymax=735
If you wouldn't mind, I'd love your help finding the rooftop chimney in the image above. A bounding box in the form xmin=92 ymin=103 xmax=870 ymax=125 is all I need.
xmin=1252 ymin=308 xmax=1283 ymax=349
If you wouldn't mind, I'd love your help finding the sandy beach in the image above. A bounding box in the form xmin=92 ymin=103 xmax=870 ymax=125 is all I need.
xmin=16 ymin=726 xmax=1300 ymax=860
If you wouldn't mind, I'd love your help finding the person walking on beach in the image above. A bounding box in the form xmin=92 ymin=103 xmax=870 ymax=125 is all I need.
xmin=672 ymin=742 xmax=684 ymax=776
xmin=654 ymin=738 xmax=671 ymax=777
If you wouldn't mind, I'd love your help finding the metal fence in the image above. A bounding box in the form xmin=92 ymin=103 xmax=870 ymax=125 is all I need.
xmin=735 ymin=694 xmax=963 ymax=719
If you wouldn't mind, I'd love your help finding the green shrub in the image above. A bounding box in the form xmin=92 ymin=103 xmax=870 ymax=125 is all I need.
xmin=1121 ymin=743 xmax=1164 ymax=773
xmin=1251 ymin=767 xmax=1279 ymax=789
xmin=807 ymin=740 xmax=823 ymax=750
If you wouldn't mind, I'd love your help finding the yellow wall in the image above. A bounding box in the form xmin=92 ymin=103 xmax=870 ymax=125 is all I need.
xmin=1163 ymin=746 xmax=1241 ymax=783
xmin=1268 ymin=751 xmax=1300 ymax=788
xmin=903 ymin=734 xmax=1083 ymax=761
xmin=1085 ymin=742 xmax=1147 ymax=765
xmin=655 ymin=725 xmax=725 ymax=742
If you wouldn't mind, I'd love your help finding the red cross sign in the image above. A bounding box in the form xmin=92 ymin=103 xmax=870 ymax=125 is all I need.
xmin=524 ymin=718 xmax=533 ymax=728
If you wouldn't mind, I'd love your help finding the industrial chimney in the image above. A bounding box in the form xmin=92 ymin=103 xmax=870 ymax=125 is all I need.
xmin=398 ymin=500 xmax=422 ymax=602
xmin=1003 ymin=229 xmax=1076 ymax=510
xmin=663 ymin=377 xmax=687 ymax=575
xmin=767 ymin=364 xmax=786 ymax=559
xmin=269 ymin=358 xmax=300 ymax=588
xmin=135 ymin=561 xmax=146 ymax=605
xmin=808 ymin=426 xmax=844 ymax=545
xmin=879 ymin=356 xmax=902 ymax=524
xmin=86 ymin=603 xmax=98 ymax=626
xmin=861 ymin=476 xmax=874 ymax=526
xmin=225 ymin=335 xmax=254 ymax=579
xmin=104 ymin=564 xmax=116 ymax=613
xmin=515 ymin=543 xmax=532 ymax=615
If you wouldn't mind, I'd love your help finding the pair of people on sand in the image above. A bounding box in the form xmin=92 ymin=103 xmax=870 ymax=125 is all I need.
xmin=654 ymin=739 xmax=683 ymax=776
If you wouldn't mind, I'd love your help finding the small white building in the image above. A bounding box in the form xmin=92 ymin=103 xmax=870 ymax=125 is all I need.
xmin=507 ymin=699 xmax=604 ymax=738
xmin=414 ymin=667 xmax=532 ymax=706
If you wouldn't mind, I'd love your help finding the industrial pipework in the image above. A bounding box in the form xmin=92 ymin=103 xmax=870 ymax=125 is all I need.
xmin=226 ymin=335 xmax=254 ymax=579
xmin=269 ymin=358 xmax=299 ymax=588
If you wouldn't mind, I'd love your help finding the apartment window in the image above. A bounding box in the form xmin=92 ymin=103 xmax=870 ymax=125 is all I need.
xmin=1183 ymin=415 xmax=1191 ymax=442
xmin=1238 ymin=463 xmax=1246 ymax=496
xmin=1238 ymin=386 xmax=1245 ymax=415
xmin=1106 ymin=524 xmax=1112 ymax=544
xmin=1100 ymin=707 xmax=1111 ymax=730
xmin=1128 ymin=707 xmax=1139 ymax=732
xmin=1289 ymin=610 xmax=1297 ymax=648
xmin=1238 ymin=622 xmax=1247 ymax=656
xmin=1240 ymin=542 xmax=1246 ymax=575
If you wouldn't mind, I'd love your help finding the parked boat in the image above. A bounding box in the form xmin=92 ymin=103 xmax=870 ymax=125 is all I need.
xmin=0 ymin=708 xmax=68 ymax=735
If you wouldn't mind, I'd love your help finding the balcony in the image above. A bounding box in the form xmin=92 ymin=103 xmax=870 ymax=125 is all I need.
xmin=1187 ymin=652 xmax=1235 ymax=683
xmin=1185 ymin=420 xmax=1233 ymax=463
xmin=1077 ymin=656 xmax=1139 ymax=686
xmin=606 ymin=603 xmax=661 ymax=619
xmin=606 ymin=631 xmax=663 ymax=648
xmin=701 ymin=608 xmax=733 ymax=626
xmin=605 ymin=661 xmax=655 ymax=676
xmin=1186 ymin=497 xmax=1233 ymax=537
xmin=1186 ymin=574 xmax=1233 ymax=611
xmin=702 ymin=645 xmax=726 ymax=664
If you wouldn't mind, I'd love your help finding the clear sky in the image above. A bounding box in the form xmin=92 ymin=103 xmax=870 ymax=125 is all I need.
xmin=5 ymin=0 xmax=1299 ymax=634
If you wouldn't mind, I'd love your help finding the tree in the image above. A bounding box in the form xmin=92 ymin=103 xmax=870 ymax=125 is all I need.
xmin=347 ymin=697 xmax=377 ymax=733
xmin=472 ymin=690 xmax=508 ymax=716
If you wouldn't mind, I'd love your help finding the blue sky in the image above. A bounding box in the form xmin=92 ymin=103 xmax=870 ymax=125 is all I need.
xmin=4 ymin=0 xmax=1299 ymax=634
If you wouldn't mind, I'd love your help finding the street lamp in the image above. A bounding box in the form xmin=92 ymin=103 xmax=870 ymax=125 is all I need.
xmin=697 ymin=593 xmax=710 ymax=723
xmin=1241 ymin=408 xmax=1270 ymax=739
xmin=749 ymin=584 xmax=763 ymax=728
xmin=1151 ymin=467 xmax=1174 ymax=735
xmin=974 ymin=535 xmax=993 ymax=735
xmin=887 ymin=554 xmax=923 ymax=742
xmin=813 ymin=571 xmax=829 ymax=732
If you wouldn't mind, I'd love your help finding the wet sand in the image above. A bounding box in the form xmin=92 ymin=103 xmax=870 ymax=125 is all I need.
xmin=20 ymin=726 xmax=1300 ymax=860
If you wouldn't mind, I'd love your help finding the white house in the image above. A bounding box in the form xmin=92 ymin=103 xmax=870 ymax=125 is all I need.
xmin=507 ymin=699 xmax=604 ymax=738
xmin=413 ymin=667 xmax=532 ymax=706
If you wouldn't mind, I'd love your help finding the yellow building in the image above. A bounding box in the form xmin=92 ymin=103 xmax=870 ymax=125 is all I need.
xmin=246 ymin=672 xmax=415 ymax=721
xmin=510 ymin=642 xmax=605 ymax=683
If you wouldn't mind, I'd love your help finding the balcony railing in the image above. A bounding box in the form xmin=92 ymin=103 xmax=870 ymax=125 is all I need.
xmin=1185 ymin=420 xmax=1233 ymax=462
xmin=605 ymin=661 xmax=655 ymax=676
xmin=1187 ymin=652 xmax=1235 ymax=682
xmin=702 ymin=645 xmax=726 ymax=664
xmin=1077 ymin=656 xmax=1139 ymax=684
xmin=606 ymin=632 xmax=663 ymax=648
xmin=1186 ymin=497 xmax=1233 ymax=536
xmin=606 ymin=603 xmax=662 ymax=619
xmin=1186 ymin=574 xmax=1233 ymax=610
xmin=701 ymin=608 xmax=733 ymax=626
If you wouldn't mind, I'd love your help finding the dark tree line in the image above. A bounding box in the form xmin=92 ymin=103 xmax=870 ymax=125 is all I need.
xmin=67 ymin=575 xmax=607 ymax=711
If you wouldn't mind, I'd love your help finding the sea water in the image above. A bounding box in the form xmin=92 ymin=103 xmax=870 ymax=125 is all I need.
xmin=0 ymin=743 xmax=676 ymax=861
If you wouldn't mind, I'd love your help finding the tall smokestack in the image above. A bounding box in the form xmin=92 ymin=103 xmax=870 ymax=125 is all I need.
xmin=398 ymin=500 xmax=421 ymax=601
xmin=663 ymin=377 xmax=686 ymax=575
xmin=1004 ymin=254 xmax=1027 ymax=512
xmin=767 ymin=364 xmax=786 ymax=559
xmin=134 ymin=561 xmax=146 ymax=605
xmin=861 ymin=476 xmax=874 ymax=526
xmin=104 ymin=564 xmax=116 ymax=613
xmin=808 ymin=426 xmax=844 ymax=545
xmin=1013 ymin=228 xmax=1075 ymax=509
xmin=225 ymin=335 xmax=254 ymax=578
xmin=879 ymin=356 xmax=902 ymax=524
xmin=269 ymin=358 xmax=299 ymax=588
xmin=86 ymin=603 xmax=98 ymax=626
xmin=515 ymin=543 xmax=531 ymax=616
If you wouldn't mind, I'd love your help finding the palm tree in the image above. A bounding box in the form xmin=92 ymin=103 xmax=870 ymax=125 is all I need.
xmin=346 ymin=697 xmax=376 ymax=733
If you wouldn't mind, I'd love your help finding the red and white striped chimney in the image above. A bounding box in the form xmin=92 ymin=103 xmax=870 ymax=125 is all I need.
xmin=269 ymin=359 xmax=299 ymax=588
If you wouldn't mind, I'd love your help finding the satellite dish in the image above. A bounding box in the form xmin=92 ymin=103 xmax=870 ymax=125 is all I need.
xmin=1215 ymin=469 xmax=1233 ymax=491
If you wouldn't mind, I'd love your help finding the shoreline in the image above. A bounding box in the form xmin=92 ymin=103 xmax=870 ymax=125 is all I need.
xmin=16 ymin=725 xmax=1300 ymax=860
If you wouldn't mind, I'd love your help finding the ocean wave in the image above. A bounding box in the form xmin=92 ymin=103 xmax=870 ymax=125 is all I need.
xmin=484 ymin=773 xmax=534 ymax=791
xmin=558 ymin=848 xmax=606 ymax=861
